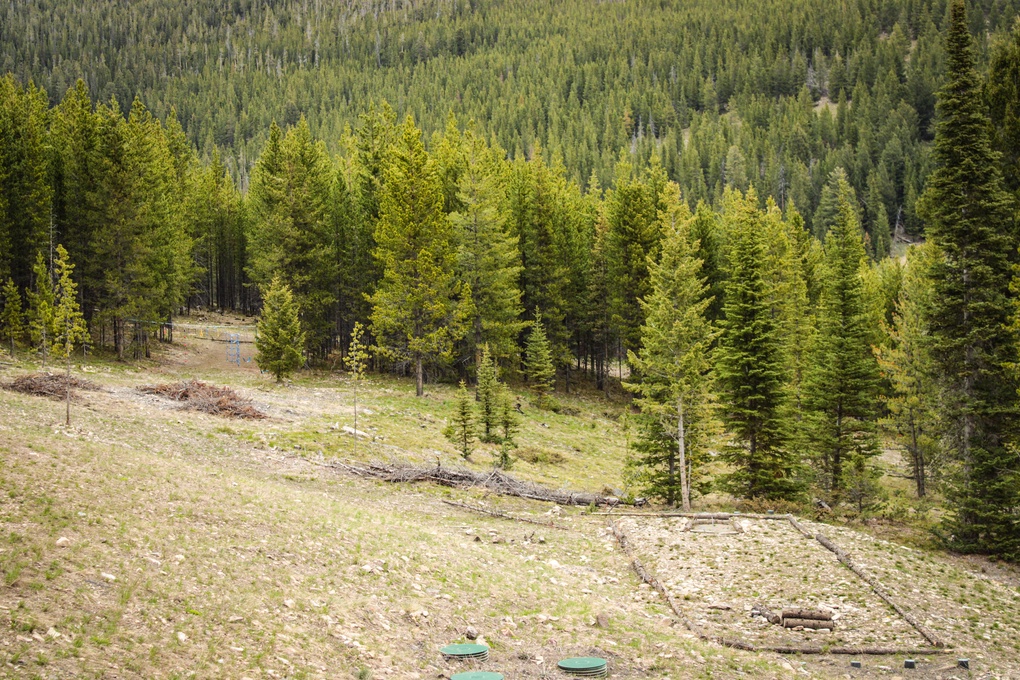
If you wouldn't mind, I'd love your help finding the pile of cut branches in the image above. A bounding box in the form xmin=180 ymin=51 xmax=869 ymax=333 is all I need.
xmin=335 ymin=460 xmax=627 ymax=506
xmin=138 ymin=379 xmax=266 ymax=419
xmin=3 ymin=372 xmax=99 ymax=399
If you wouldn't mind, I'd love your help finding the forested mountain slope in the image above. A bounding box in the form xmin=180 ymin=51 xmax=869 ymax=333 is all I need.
xmin=3 ymin=0 xmax=1017 ymax=230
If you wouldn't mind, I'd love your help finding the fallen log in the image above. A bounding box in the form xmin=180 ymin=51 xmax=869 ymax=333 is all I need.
xmin=440 ymin=500 xmax=570 ymax=531
xmin=785 ymin=515 xmax=816 ymax=539
xmin=332 ymin=460 xmax=625 ymax=506
xmin=609 ymin=521 xmax=948 ymax=656
xmin=815 ymin=532 xmax=944 ymax=648
xmin=751 ymin=603 xmax=781 ymax=625
xmin=781 ymin=608 xmax=833 ymax=622
xmin=783 ymin=618 xmax=832 ymax=630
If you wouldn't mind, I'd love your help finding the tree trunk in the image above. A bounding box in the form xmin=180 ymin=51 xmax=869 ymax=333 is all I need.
xmin=415 ymin=357 xmax=424 ymax=397
xmin=678 ymin=395 xmax=691 ymax=512
xmin=65 ymin=331 xmax=71 ymax=427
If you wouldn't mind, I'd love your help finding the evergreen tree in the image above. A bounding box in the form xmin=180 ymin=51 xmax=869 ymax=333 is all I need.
xmin=0 ymin=76 xmax=51 ymax=292
xmin=876 ymin=242 xmax=940 ymax=498
xmin=496 ymin=384 xmax=520 ymax=469
xmin=0 ymin=278 xmax=23 ymax=356
xmin=475 ymin=345 xmax=500 ymax=442
xmin=369 ymin=116 xmax=472 ymax=397
xmin=716 ymin=192 xmax=801 ymax=500
xmin=626 ymin=184 xmax=717 ymax=510
xmin=51 ymin=245 xmax=89 ymax=361
xmin=804 ymin=196 xmax=882 ymax=508
xmin=450 ymin=134 xmax=524 ymax=364
xmin=918 ymin=0 xmax=1020 ymax=557
xmin=689 ymin=201 xmax=727 ymax=323
xmin=986 ymin=20 xmax=1020 ymax=199
xmin=51 ymin=244 xmax=89 ymax=426
xmin=247 ymin=118 xmax=336 ymax=352
xmin=25 ymin=251 xmax=55 ymax=363
xmin=605 ymin=158 xmax=665 ymax=355
xmin=506 ymin=152 xmax=570 ymax=368
xmin=444 ymin=380 xmax=477 ymax=460
xmin=585 ymin=211 xmax=615 ymax=395
xmin=255 ymin=276 xmax=306 ymax=383
xmin=812 ymin=168 xmax=856 ymax=241
xmin=524 ymin=312 xmax=556 ymax=408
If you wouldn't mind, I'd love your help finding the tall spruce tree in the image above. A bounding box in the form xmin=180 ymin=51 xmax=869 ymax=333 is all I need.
xmin=450 ymin=135 xmax=524 ymax=364
xmin=605 ymin=158 xmax=665 ymax=356
xmin=626 ymin=184 xmax=717 ymax=510
xmin=986 ymin=19 xmax=1020 ymax=199
xmin=247 ymin=118 xmax=336 ymax=352
xmin=716 ymin=192 xmax=802 ymax=500
xmin=255 ymin=277 xmax=306 ymax=383
xmin=0 ymin=76 xmax=51 ymax=293
xmin=804 ymin=196 xmax=883 ymax=508
xmin=917 ymin=0 xmax=1020 ymax=557
xmin=369 ymin=116 xmax=472 ymax=397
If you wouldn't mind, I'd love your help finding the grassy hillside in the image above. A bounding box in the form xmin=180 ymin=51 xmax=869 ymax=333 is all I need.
xmin=2 ymin=333 xmax=1020 ymax=678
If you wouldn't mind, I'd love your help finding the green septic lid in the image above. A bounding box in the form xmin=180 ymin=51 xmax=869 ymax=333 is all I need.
xmin=441 ymin=643 xmax=489 ymax=657
xmin=451 ymin=674 xmax=504 ymax=680
xmin=558 ymin=657 xmax=607 ymax=671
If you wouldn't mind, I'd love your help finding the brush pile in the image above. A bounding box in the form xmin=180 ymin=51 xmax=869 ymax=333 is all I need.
xmin=335 ymin=460 xmax=629 ymax=506
xmin=138 ymin=379 xmax=266 ymax=419
xmin=3 ymin=372 xmax=99 ymax=399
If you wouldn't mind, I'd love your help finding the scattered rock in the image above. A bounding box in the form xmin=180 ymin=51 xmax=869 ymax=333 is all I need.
xmin=176 ymin=632 xmax=188 ymax=643
xmin=56 ymin=537 xmax=70 ymax=547
xmin=283 ymin=599 xmax=296 ymax=609
xmin=46 ymin=627 xmax=60 ymax=639
xmin=228 ymin=616 xmax=244 ymax=623
xmin=101 ymin=572 xmax=117 ymax=582
xmin=595 ymin=613 xmax=610 ymax=629
xmin=466 ymin=626 xmax=478 ymax=640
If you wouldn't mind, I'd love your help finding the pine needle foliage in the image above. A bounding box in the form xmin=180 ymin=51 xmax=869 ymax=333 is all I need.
xmin=369 ymin=116 xmax=472 ymax=397
xmin=475 ymin=344 xmax=500 ymax=442
xmin=804 ymin=195 xmax=883 ymax=509
xmin=715 ymin=191 xmax=802 ymax=501
xmin=25 ymin=251 xmax=55 ymax=363
xmin=51 ymin=244 xmax=89 ymax=361
xmin=918 ymin=0 xmax=1020 ymax=557
xmin=876 ymin=242 xmax=941 ymax=499
xmin=524 ymin=311 xmax=556 ymax=408
xmin=0 ymin=277 xmax=23 ymax=355
xmin=626 ymin=183 xmax=717 ymax=510
xmin=255 ymin=276 xmax=306 ymax=383
xmin=444 ymin=380 xmax=477 ymax=460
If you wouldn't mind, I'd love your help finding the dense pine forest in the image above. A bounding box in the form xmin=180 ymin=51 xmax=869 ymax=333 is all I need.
xmin=2 ymin=0 xmax=1020 ymax=558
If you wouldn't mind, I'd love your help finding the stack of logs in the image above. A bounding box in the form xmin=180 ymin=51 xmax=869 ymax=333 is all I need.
xmin=781 ymin=608 xmax=834 ymax=631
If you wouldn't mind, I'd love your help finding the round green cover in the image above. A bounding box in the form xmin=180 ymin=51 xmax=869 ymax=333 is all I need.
xmin=558 ymin=657 xmax=607 ymax=671
xmin=451 ymin=673 xmax=504 ymax=680
xmin=440 ymin=643 xmax=489 ymax=656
